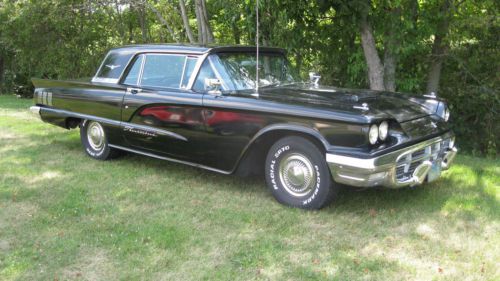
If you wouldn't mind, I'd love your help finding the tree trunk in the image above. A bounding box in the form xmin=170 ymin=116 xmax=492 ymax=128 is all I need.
xmin=0 ymin=55 xmax=4 ymax=93
xmin=195 ymin=0 xmax=214 ymax=44
xmin=359 ymin=14 xmax=385 ymax=91
xmin=194 ymin=0 xmax=204 ymax=43
xmin=426 ymin=0 xmax=451 ymax=94
xmin=137 ymin=2 xmax=148 ymax=43
xmin=200 ymin=0 xmax=214 ymax=43
xmin=383 ymin=47 xmax=396 ymax=91
xmin=146 ymin=2 xmax=179 ymax=43
xmin=382 ymin=7 xmax=401 ymax=92
xmin=232 ymin=14 xmax=241 ymax=45
xmin=409 ymin=0 xmax=419 ymax=30
xmin=113 ymin=0 xmax=126 ymax=42
xmin=295 ymin=51 xmax=302 ymax=74
xmin=179 ymin=0 xmax=196 ymax=44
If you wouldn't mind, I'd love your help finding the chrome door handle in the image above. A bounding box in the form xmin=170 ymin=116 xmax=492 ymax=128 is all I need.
xmin=127 ymin=87 xmax=142 ymax=95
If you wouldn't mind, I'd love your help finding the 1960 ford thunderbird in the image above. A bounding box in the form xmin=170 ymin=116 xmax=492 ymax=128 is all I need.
xmin=30 ymin=45 xmax=457 ymax=209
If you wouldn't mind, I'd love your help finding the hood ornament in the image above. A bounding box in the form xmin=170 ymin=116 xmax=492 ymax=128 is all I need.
xmin=353 ymin=103 xmax=369 ymax=111
xmin=309 ymin=72 xmax=321 ymax=87
xmin=424 ymin=91 xmax=437 ymax=98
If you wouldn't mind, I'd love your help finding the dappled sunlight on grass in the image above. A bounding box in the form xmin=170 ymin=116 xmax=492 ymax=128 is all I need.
xmin=1 ymin=95 xmax=499 ymax=280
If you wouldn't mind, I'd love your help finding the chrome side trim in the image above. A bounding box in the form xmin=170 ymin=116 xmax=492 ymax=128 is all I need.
xmin=36 ymin=107 xmax=187 ymax=141
xmin=122 ymin=123 xmax=188 ymax=141
xmin=108 ymin=144 xmax=231 ymax=175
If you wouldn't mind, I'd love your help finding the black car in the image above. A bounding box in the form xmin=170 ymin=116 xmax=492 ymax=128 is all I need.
xmin=30 ymin=44 xmax=457 ymax=209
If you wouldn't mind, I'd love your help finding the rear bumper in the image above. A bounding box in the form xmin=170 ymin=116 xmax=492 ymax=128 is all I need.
xmin=30 ymin=106 xmax=41 ymax=118
xmin=326 ymin=133 xmax=457 ymax=188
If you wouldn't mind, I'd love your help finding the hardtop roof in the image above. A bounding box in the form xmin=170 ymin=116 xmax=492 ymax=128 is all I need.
xmin=110 ymin=44 xmax=286 ymax=55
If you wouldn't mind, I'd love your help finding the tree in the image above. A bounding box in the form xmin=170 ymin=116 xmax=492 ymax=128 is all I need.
xmin=195 ymin=0 xmax=214 ymax=44
xmin=426 ymin=0 xmax=452 ymax=94
xmin=359 ymin=9 xmax=385 ymax=90
xmin=179 ymin=0 xmax=196 ymax=44
xmin=145 ymin=0 xmax=180 ymax=43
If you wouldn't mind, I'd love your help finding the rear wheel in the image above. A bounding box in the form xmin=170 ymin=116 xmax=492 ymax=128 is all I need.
xmin=265 ymin=136 xmax=339 ymax=209
xmin=80 ymin=120 xmax=120 ymax=160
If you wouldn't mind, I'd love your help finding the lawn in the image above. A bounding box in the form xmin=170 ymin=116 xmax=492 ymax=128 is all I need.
xmin=0 ymin=94 xmax=498 ymax=281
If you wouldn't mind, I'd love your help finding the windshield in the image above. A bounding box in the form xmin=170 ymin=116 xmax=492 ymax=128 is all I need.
xmin=209 ymin=53 xmax=301 ymax=91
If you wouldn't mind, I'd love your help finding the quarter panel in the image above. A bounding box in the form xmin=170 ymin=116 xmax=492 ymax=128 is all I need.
xmin=33 ymin=80 xmax=127 ymax=144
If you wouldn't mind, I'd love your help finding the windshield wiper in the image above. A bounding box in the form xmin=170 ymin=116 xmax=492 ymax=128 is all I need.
xmin=259 ymin=81 xmax=304 ymax=89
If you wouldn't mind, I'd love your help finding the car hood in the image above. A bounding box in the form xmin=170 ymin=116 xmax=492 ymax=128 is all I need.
xmin=257 ymin=83 xmax=437 ymax=123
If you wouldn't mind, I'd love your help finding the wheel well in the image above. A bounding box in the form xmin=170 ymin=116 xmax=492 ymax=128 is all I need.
xmin=234 ymin=130 xmax=326 ymax=177
xmin=65 ymin=117 xmax=82 ymax=129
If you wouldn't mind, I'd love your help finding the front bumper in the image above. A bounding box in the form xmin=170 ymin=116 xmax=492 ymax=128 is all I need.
xmin=326 ymin=133 xmax=457 ymax=188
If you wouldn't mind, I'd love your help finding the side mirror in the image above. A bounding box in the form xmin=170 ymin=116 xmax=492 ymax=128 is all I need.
xmin=309 ymin=72 xmax=321 ymax=87
xmin=205 ymin=78 xmax=222 ymax=96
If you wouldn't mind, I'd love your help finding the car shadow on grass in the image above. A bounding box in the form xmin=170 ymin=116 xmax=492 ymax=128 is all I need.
xmin=13 ymin=131 xmax=499 ymax=220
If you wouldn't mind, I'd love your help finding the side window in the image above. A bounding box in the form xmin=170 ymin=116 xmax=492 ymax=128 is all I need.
xmin=193 ymin=60 xmax=217 ymax=92
xmin=180 ymin=57 xmax=198 ymax=89
xmin=123 ymin=54 xmax=144 ymax=85
xmin=141 ymin=54 xmax=186 ymax=88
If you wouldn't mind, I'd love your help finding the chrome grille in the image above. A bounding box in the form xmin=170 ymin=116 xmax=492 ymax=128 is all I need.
xmin=411 ymin=149 xmax=426 ymax=159
xmin=396 ymin=138 xmax=451 ymax=182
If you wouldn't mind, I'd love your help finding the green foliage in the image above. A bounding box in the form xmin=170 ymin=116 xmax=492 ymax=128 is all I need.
xmin=0 ymin=0 xmax=497 ymax=156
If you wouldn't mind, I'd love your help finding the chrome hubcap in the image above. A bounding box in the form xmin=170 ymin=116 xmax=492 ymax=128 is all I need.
xmin=86 ymin=121 xmax=105 ymax=151
xmin=279 ymin=153 xmax=316 ymax=197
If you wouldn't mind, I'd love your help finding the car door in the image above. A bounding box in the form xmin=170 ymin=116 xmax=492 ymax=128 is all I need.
xmin=192 ymin=56 xmax=269 ymax=172
xmin=120 ymin=53 xmax=207 ymax=162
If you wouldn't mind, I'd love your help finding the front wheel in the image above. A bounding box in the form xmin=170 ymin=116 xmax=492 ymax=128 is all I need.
xmin=265 ymin=136 xmax=339 ymax=209
xmin=80 ymin=120 xmax=121 ymax=160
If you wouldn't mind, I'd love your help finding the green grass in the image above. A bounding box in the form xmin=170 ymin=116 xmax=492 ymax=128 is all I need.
xmin=0 ymin=94 xmax=499 ymax=280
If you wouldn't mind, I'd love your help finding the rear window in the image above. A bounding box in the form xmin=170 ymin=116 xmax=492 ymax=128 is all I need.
xmin=94 ymin=50 xmax=134 ymax=81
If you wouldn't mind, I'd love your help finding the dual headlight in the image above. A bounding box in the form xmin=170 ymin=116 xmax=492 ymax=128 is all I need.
xmin=443 ymin=107 xmax=450 ymax=122
xmin=368 ymin=121 xmax=389 ymax=145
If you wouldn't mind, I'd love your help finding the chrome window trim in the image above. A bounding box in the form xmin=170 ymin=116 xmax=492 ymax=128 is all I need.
xmin=137 ymin=54 xmax=147 ymax=86
xmin=121 ymin=54 xmax=145 ymax=86
xmin=179 ymin=56 xmax=189 ymax=89
xmin=93 ymin=49 xmax=207 ymax=85
xmin=186 ymin=53 xmax=209 ymax=90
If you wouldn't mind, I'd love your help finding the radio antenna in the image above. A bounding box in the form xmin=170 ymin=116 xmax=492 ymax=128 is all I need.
xmin=254 ymin=0 xmax=260 ymax=96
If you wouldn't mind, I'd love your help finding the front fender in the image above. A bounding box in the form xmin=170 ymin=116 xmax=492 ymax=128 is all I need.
xmin=231 ymin=123 xmax=331 ymax=175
